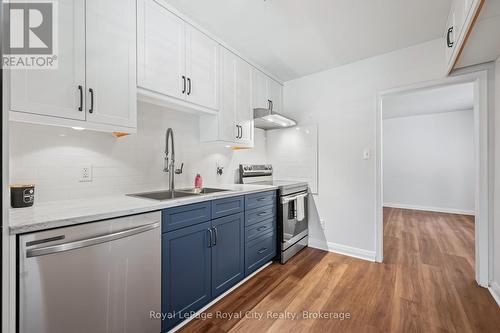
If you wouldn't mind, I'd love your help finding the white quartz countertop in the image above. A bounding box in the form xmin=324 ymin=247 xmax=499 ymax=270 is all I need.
xmin=9 ymin=184 xmax=278 ymax=235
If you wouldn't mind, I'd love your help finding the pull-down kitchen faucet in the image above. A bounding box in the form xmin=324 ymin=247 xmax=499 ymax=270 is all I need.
xmin=164 ymin=128 xmax=183 ymax=190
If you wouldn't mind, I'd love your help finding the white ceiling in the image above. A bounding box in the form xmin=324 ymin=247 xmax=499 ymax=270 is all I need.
xmin=382 ymin=82 xmax=474 ymax=119
xmin=457 ymin=0 xmax=500 ymax=68
xmin=166 ymin=0 xmax=453 ymax=81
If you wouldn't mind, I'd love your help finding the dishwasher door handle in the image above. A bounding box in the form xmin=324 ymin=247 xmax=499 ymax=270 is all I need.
xmin=26 ymin=222 xmax=160 ymax=258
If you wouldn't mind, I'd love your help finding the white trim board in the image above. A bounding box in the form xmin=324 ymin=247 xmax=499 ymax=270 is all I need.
xmin=383 ymin=203 xmax=475 ymax=216
xmin=169 ymin=261 xmax=273 ymax=333
xmin=308 ymin=238 xmax=376 ymax=262
xmin=488 ymin=282 xmax=500 ymax=307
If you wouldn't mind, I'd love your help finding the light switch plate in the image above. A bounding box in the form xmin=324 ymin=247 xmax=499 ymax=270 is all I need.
xmin=363 ymin=149 xmax=371 ymax=160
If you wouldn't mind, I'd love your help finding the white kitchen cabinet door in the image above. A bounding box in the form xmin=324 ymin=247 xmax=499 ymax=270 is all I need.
xmin=185 ymin=26 xmax=219 ymax=110
xmin=267 ymin=78 xmax=283 ymax=114
xmin=137 ymin=0 xmax=186 ymax=100
xmin=252 ymin=69 xmax=269 ymax=110
xmin=218 ymin=47 xmax=238 ymax=142
xmin=235 ymin=58 xmax=254 ymax=145
xmin=10 ymin=0 xmax=86 ymax=120
xmin=85 ymin=0 xmax=137 ymax=128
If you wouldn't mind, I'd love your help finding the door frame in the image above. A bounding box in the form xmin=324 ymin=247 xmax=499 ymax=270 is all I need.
xmin=375 ymin=70 xmax=490 ymax=287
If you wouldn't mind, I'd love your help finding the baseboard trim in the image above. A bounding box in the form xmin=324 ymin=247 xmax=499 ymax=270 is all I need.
xmin=488 ymin=282 xmax=500 ymax=307
xmin=383 ymin=203 xmax=475 ymax=216
xmin=169 ymin=261 xmax=273 ymax=332
xmin=308 ymin=238 xmax=376 ymax=262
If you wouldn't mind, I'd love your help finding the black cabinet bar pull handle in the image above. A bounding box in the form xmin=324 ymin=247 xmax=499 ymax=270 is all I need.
xmin=270 ymin=100 xmax=273 ymax=111
xmin=88 ymin=88 xmax=94 ymax=113
xmin=187 ymin=77 xmax=191 ymax=95
xmin=238 ymin=125 xmax=242 ymax=139
xmin=257 ymin=212 xmax=268 ymax=216
xmin=182 ymin=75 xmax=186 ymax=94
xmin=447 ymin=27 xmax=454 ymax=48
xmin=268 ymin=99 xmax=272 ymax=110
xmin=207 ymin=229 xmax=213 ymax=248
xmin=213 ymin=227 xmax=218 ymax=246
xmin=257 ymin=226 xmax=268 ymax=231
xmin=78 ymin=85 xmax=83 ymax=111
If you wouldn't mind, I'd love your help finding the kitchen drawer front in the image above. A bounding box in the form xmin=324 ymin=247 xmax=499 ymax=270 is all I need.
xmin=245 ymin=230 xmax=276 ymax=276
xmin=162 ymin=202 xmax=211 ymax=232
xmin=212 ymin=196 xmax=244 ymax=219
xmin=245 ymin=217 xmax=275 ymax=243
xmin=245 ymin=191 xmax=276 ymax=211
xmin=245 ymin=203 xmax=275 ymax=227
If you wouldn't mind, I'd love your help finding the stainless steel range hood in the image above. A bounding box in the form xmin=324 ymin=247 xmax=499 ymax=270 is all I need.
xmin=253 ymin=107 xmax=297 ymax=130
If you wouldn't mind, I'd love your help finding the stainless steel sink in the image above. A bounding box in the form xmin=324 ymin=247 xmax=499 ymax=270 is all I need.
xmin=177 ymin=187 xmax=230 ymax=195
xmin=127 ymin=190 xmax=199 ymax=201
xmin=127 ymin=188 xmax=230 ymax=201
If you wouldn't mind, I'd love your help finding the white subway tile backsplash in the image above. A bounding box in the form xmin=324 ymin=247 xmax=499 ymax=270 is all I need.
xmin=9 ymin=102 xmax=267 ymax=202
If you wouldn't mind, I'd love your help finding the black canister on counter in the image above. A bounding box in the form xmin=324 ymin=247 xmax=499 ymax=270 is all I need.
xmin=10 ymin=184 xmax=35 ymax=208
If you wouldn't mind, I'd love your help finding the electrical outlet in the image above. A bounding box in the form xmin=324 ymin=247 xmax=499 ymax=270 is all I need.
xmin=79 ymin=166 xmax=92 ymax=182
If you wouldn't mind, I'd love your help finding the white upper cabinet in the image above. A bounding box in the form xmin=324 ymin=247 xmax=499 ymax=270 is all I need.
xmin=235 ymin=57 xmax=253 ymax=144
xmin=137 ymin=0 xmax=185 ymax=100
xmin=8 ymin=0 xmax=137 ymax=132
xmin=444 ymin=0 xmax=482 ymax=73
xmin=10 ymin=0 xmax=86 ymax=121
xmin=137 ymin=1 xmax=219 ymax=112
xmin=200 ymin=47 xmax=253 ymax=147
xmin=185 ymin=26 xmax=219 ymax=110
xmin=86 ymin=0 xmax=137 ymax=128
xmin=267 ymin=78 xmax=283 ymax=114
xmin=217 ymin=46 xmax=237 ymax=142
xmin=252 ymin=69 xmax=269 ymax=110
xmin=252 ymin=69 xmax=283 ymax=113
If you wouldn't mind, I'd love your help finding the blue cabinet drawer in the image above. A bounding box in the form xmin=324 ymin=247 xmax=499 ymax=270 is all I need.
xmin=245 ymin=204 xmax=275 ymax=227
xmin=162 ymin=202 xmax=211 ymax=232
xmin=212 ymin=196 xmax=244 ymax=219
xmin=245 ymin=230 xmax=276 ymax=276
xmin=245 ymin=217 xmax=274 ymax=243
xmin=245 ymin=191 xmax=276 ymax=211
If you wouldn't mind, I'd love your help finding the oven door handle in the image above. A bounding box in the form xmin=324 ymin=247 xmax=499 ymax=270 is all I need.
xmin=281 ymin=192 xmax=308 ymax=204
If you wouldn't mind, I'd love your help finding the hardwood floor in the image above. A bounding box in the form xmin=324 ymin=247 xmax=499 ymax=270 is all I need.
xmin=179 ymin=208 xmax=500 ymax=332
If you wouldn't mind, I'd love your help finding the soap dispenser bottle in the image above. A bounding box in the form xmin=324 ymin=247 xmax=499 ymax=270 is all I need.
xmin=194 ymin=174 xmax=203 ymax=189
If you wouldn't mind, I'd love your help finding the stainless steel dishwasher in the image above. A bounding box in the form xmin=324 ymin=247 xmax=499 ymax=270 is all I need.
xmin=18 ymin=212 xmax=161 ymax=333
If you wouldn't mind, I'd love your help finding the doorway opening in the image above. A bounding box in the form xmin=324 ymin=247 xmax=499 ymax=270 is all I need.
xmin=376 ymin=71 xmax=489 ymax=287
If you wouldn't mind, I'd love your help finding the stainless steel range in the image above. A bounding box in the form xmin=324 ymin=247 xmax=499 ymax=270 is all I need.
xmin=240 ymin=164 xmax=309 ymax=263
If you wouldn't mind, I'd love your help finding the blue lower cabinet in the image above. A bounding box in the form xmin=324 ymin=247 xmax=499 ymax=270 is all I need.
xmin=162 ymin=222 xmax=212 ymax=331
xmin=211 ymin=213 xmax=245 ymax=298
xmin=212 ymin=196 xmax=244 ymax=219
xmin=245 ymin=230 xmax=276 ymax=276
xmin=161 ymin=192 xmax=277 ymax=331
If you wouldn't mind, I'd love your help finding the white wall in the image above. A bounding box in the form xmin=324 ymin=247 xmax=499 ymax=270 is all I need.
xmin=383 ymin=110 xmax=475 ymax=214
xmin=283 ymin=39 xmax=446 ymax=256
xmin=9 ymin=102 xmax=267 ymax=202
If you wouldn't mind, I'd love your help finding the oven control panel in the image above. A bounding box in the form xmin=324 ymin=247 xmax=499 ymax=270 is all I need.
xmin=240 ymin=164 xmax=273 ymax=176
